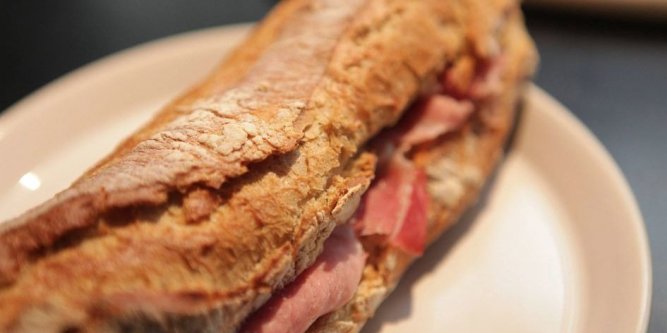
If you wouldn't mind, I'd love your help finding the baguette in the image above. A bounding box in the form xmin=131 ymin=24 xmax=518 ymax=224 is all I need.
xmin=307 ymin=4 xmax=536 ymax=331
xmin=0 ymin=0 xmax=536 ymax=332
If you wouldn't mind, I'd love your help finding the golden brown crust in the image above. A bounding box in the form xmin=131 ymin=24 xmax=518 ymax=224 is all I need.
xmin=306 ymin=1 xmax=537 ymax=331
xmin=0 ymin=0 xmax=488 ymax=332
xmin=0 ymin=0 xmax=359 ymax=286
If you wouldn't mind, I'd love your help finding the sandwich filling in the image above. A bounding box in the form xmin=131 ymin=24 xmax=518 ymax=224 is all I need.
xmin=241 ymin=226 xmax=365 ymax=333
xmin=243 ymin=54 xmax=503 ymax=333
xmin=353 ymin=94 xmax=473 ymax=255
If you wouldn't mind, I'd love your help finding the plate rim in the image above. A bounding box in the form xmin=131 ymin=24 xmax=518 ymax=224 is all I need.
xmin=526 ymin=85 xmax=652 ymax=332
xmin=0 ymin=23 xmax=652 ymax=332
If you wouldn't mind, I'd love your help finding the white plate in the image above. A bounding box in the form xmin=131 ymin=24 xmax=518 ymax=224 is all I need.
xmin=0 ymin=25 xmax=651 ymax=333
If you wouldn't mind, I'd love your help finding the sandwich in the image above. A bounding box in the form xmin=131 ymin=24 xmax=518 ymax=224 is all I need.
xmin=0 ymin=0 xmax=536 ymax=332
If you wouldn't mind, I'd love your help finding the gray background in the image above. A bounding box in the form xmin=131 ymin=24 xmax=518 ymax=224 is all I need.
xmin=0 ymin=1 xmax=665 ymax=331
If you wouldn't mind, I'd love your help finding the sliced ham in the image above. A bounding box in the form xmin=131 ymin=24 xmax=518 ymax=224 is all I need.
xmin=353 ymin=154 xmax=415 ymax=237
xmin=353 ymin=92 xmax=471 ymax=255
xmin=353 ymin=154 xmax=428 ymax=255
xmin=389 ymin=169 xmax=429 ymax=254
xmin=242 ymin=226 xmax=365 ymax=333
xmin=397 ymin=95 xmax=473 ymax=150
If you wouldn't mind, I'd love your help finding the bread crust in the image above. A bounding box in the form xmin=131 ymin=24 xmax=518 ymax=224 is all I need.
xmin=0 ymin=0 xmax=489 ymax=332
xmin=306 ymin=2 xmax=537 ymax=331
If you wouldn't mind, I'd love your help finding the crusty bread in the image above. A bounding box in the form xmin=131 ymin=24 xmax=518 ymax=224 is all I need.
xmin=306 ymin=1 xmax=537 ymax=332
xmin=0 ymin=0 xmax=514 ymax=332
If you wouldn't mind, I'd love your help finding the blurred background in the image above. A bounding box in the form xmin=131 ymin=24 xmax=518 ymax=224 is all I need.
xmin=0 ymin=0 xmax=665 ymax=331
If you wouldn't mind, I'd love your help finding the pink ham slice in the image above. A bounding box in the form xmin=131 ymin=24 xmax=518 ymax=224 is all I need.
xmin=353 ymin=154 xmax=429 ymax=255
xmin=390 ymin=168 xmax=429 ymax=254
xmin=353 ymin=93 xmax=471 ymax=255
xmin=353 ymin=154 xmax=415 ymax=237
xmin=397 ymin=95 xmax=473 ymax=150
xmin=242 ymin=226 xmax=365 ymax=333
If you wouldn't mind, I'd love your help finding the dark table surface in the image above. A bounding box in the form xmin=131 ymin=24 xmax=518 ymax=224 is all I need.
xmin=1 ymin=1 xmax=665 ymax=331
